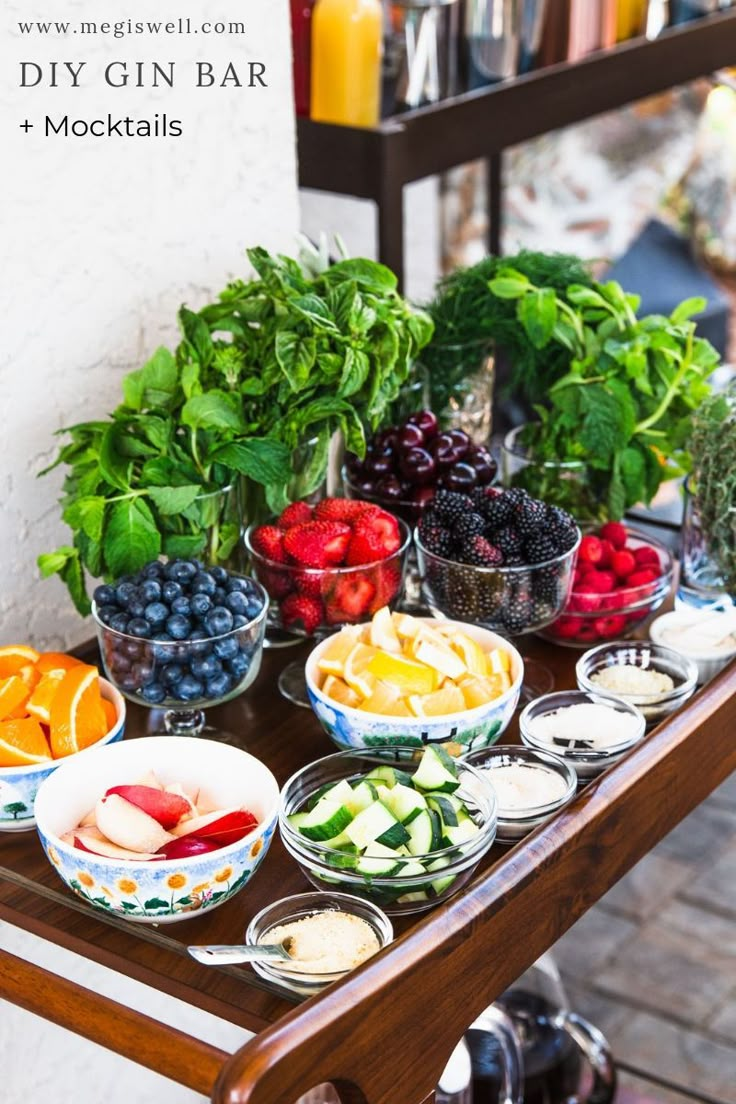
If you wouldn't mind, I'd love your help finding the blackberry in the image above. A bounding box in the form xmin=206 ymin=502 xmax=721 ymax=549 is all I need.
xmin=495 ymin=527 xmax=523 ymax=560
xmin=503 ymin=487 xmax=530 ymax=507
xmin=524 ymin=534 xmax=559 ymax=564
xmin=452 ymin=512 xmax=485 ymax=543
xmin=461 ymin=535 xmax=504 ymax=567
xmin=532 ymin=564 xmax=563 ymax=604
xmin=512 ymin=497 xmax=547 ymax=538
xmin=472 ymin=486 xmax=513 ymax=529
xmin=420 ymin=521 xmax=453 ymax=558
xmin=433 ymin=489 xmax=473 ymax=525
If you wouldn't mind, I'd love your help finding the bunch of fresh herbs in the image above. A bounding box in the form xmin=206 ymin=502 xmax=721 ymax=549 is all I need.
xmin=39 ymin=248 xmax=432 ymax=613
xmin=488 ymin=268 xmax=718 ymax=520
xmin=689 ymin=383 xmax=736 ymax=593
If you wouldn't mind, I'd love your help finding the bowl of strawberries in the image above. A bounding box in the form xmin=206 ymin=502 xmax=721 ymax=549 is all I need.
xmin=245 ymin=499 xmax=412 ymax=636
xmin=539 ymin=523 xmax=674 ymax=647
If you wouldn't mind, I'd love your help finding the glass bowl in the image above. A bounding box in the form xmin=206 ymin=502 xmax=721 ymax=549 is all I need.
xmin=342 ymin=467 xmax=430 ymax=528
xmin=540 ymin=529 xmax=674 ymax=648
xmin=575 ymin=642 xmax=698 ymax=726
xmin=415 ymin=528 xmax=580 ymax=637
xmin=245 ymin=891 xmax=393 ymax=998
xmin=244 ymin=518 xmax=411 ymax=635
xmin=501 ymin=425 xmax=603 ymax=524
xmin=279 ymin=747 xmax=498 ymax=915
xmin=519 ymin=690 xmax=647 ymax=780
xmin=463 ymin=744 xmax=577 ymax=843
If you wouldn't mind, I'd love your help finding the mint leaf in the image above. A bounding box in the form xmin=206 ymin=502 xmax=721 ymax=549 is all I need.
xmin=620 ymin=445 xmax=646 ymax=506
xmin=37 ymin=547 xmax=76 ymax=579
xmin=148 ymin=485 xmax=201 ymax=515
xmin=133 ymin=347 xmax=178 ymax=410
xmin=517 ymin=288 xmax=557 ymax=349
xmin=211 ymin=438 xmax=290 ymax=485
xmin=98 ymin=425 xmax=131 ymax=490
xmin=163 ymin=533 xmax=207 ymax=559
xmin=63 ymin=496 xmax=106 ymax=543
xmin=670 ymin=297 xmax=706 ymax=325
xmin=104 ymin=498 xmax=161 ymax=577
xmin=181 ymin=391 xmax=244 ymax=433
xmin=179 ymin=307 xmax=214 ymax=367
xmin=60 ymin=550 xmax=90 ymax=615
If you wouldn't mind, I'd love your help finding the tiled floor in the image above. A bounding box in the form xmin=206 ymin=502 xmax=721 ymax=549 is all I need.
xmin=552 ymin=771 xmax=736 ymax=1103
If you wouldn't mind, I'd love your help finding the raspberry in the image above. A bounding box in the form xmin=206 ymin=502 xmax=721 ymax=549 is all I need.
xmin=598 ymin=539 xmax=615 ymax=569
xmin=611 ymin=549 xmax=636 ymax=579
xmin=569 ymin=592 xmax=601 ymax=613
xmin=579 ymin=535 xmax=603 ymax=565
xmin=551 ymin=616 xmax=584 ymax=639
xmin=593 ymin=614 xmax=627 ymax=638
xmin=599 ymin=521 xmax=627 ymax=550
xmin=633 ymin=545 xmax=661 ymax=569
xmin=626 ymin=568 xmax=657 ymax=589
xmin=584 ymin=570 xmax=616 ymax=594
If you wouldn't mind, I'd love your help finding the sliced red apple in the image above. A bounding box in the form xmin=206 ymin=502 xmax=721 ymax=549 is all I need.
xmin=95 ymin=794 xmax=174 ymax=853
xmin=157 ymin=836 xmax=222 ymax=860
xmin=134 ymin=770 xmax=164 ymax=790
xmin=72 ymin=827 xmax=162 ymax=862
xmin=170 ymin=807 xmax=258 ymax=846
xmin=104 ymin=784 xmax=191 ymax=830
xmin=163 ymin=782 xmax=198 ymax=818
xmin=78 ymin=807 xmax=97 ymax=827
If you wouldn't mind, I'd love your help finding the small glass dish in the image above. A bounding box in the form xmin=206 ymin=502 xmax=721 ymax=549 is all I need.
xmin=576 ymin=641 xmax=698 ymax=726
xmin=650 ymin=609 xmax=736 ymax=685
xmin=519 ymin=690 xmax=647 ymax=780
xmin=245 ymin=891 xmax=393 ymax=998
xmin=463 ymin=745 xmax=577 ymax=843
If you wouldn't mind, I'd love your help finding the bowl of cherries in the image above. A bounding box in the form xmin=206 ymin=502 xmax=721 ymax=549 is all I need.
xmin=343 ymin=410 xmax=497 ymax=526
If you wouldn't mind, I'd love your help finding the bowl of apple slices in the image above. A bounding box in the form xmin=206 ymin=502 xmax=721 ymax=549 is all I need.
xmin=34 ymin=736 xmax=279 ymax=923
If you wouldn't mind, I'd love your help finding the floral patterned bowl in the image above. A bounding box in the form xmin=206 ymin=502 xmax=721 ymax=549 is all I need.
xmin=0 ymin=678 xmax=125 ymax=833
xmin=34 ymin=735 xmax=279 ymax=924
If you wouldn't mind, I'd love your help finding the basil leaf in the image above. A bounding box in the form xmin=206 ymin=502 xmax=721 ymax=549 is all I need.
xmin=104 ymin=498 xmax=161 ymax=577
xmin=323 ymin=258 xmax=397 ymax=293
xmin=517 ymin=288 xmax=557 ymax=349
xmin=275 ymin=331 xmax=316 ymax=392
xmin=339 ymin=347 xmax=371 ymax=398
xmin=148 ymin=485 xmax=202 ymax=515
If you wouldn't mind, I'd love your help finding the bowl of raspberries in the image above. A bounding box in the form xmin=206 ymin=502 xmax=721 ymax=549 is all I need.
xmin=539 ymin=523 xmax=674 ymax=647
xmin=245 ymin=500 xmax=411 ymax=635
xmin=415 ymin=488 xmax=580 ymax=636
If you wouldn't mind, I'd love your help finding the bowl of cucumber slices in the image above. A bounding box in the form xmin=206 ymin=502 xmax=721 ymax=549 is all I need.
xmin=279 ymin=745 xmax=498 ymax=915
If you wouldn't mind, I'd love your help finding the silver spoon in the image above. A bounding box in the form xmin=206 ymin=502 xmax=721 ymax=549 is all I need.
xmin=188 ymin=940 xmax=293 ymax=966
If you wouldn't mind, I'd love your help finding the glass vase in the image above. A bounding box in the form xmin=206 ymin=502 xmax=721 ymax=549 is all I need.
xmin=421 ymin=339 xmax=495 ymax=444
xmin=501 ymin=424 xmax=605 ymax=524
xmin=678 ymin=476 xmax=734 ymax=610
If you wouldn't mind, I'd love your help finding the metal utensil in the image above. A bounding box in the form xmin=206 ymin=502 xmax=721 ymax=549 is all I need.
xmin=188 ymin=941 xmax=293 ymax=966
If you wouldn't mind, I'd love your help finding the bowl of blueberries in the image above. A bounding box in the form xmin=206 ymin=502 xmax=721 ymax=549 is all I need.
xmin=92 ymin=559 xmax=269 ymax=727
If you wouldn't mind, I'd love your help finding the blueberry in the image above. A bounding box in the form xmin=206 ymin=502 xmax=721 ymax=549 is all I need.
xmin=128 ymin=598 xmax=147 ymax=620
xmin=166 ymin=614 xmax=192 ymax=640
xmin=223 ymin=591 xmax=246 ymax=617
xmin=176 ymin=674 xmax=205 ymax=701
xmin=210 ymin=565 xmax=228 ymax=585
xmin=206 ymin=672 xmax=232 ymax=698
xmin=232 ymin=614 xmax=248 ymax=629
xmin=192 ymin=572 xmax=216 ymax=597
xmin=93 ymin=584 xmax=117 ymax=607
xmin=109 ymin=653 xmax=131 ymax=675
xmin=140 ymin=579 xmax=162 ymax=603
xmin=171 ymin=596 xmax=192 ymax=617
xmin=121 ymin=671 xmax=142 ymax=692
xmin=141 ymin=682 xmax=166 ymax=704
xmin=213 ymin=636 xmax=239 ymax=660
xmin=205 ymin=606 xmax=234 ymax=637
xmin=97 ymin=604 xmax=119 ymax=626
xmin=152 ymin=637 xmax=176 ymax=663
xmin=228 ymin=652 xmax=250 ymax=679
xmin=142 ymin=561 xmax=165 ymax=580
xmin=115 ymin=581 xmax=137 ymax=607
xmin=190 ymin=653 xmax=223 ymax=680
xmin=187 ymin=628 xmax=211 ymax=657
xmin=162 ymin=580 xmax=182 ymax=603
xmin=127 ymin=618 xmax=151 ymax=638
xmin=213 ymin=587 xmax=229 ymax=606
xmin=246 ymin=599 xmax=264 ymax=619
xmin=109 ymin=613 xmax=130 ymax=634
xmin=226 ymin=577 xmax=249 ymax=594
xmin=122 ymin=638 xmax=143 ymax=658
xmin=162 ymin=663 xmax=185 ymax=689
xmin=190 ymin=593 xmax=212 ymax=619
xmin=172 ymin=561 xmax=198 ymax=584
xmin=144 ymin=601 xmax=169 ymax=627
xmin=132 ymin=660 xmax=155 ymax=685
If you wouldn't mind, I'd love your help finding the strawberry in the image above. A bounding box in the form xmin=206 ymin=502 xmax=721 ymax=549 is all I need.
xmin=369 ymin=561 xmax=403 ymax=612
xmin=278 ymin=502 xmax=314 ymax=530
xmin=633 ymin=545 xmax=661 ymax=570
xmin=599 ymin=521 xmax=627 ymax=550
xmin=258 ymin=566 xmax=293 ymax=600
xmin=251 ymin=524 xmax=287 ymax=564
xmin=578 ymin=535 xmax=603 ymax=565
xmin=611 ymin=549 xmax=636 ymax=579
xmin=283 ymin=521 xmax=351 ymax=568
xmin=294 ymin=569 xmax=326 ymax=598
xmin=280 ymin=593 xmax=324 ymax=635
xmin=326 ymin=574 xmax=376 ymax=623
xmin=314 ymin=497 xmax=377 ymax=524
xmin=345 ymin=509 xmax=401 ymax=566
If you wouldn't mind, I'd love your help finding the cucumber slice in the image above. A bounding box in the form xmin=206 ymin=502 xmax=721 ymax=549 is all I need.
xmin=364 ymin=766 xmax=414 ymax=790
xmin=426 ymin=857 xmax=456 ymax=897
xmin=349 ymin=780 xmax=379 ymax=814
xmin=427 ymin=808 xmax=443 ymax=851
xmin=325 ymin=779 xmax=357 ymax=809
xmin=406 ymin=810 xmax=434 ymax=856
xmin=294 ymin=798 xmax=353 ymax=842
xmin=346 ymin=801 xmax=409 ymax=851
xmin=427 ymin=794 xmax=459 ymax=828
xmin=441 ymin=819 xmax=481 ymax=847
xmin=356 ymin=843 xmax=404 ymax=876
xmin=412 ymin=746 xmax=460 ymax=794
xmin=395 ymin=890 xmax=430 ymax=904
xmin=382 ymin=783 xmax=428 ymax=825
xmin=393 ymin=856 xmax=427 ymax=877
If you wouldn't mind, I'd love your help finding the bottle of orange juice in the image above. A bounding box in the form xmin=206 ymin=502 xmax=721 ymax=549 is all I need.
xmin=311 ymin=0 xmax=383 ymax=128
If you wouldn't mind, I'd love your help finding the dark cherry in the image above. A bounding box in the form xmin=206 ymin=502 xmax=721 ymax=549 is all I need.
xmin=468 ymin=445 xmax=493 ymax=464
xmin=397 ymin=423 xmax=425 ymax=451
xmin=399 ymin=447 xmax=436 ymax=485
xmin=428 ymin=433 xmax=458 ymax=472
xmin=356 ymin=480 xmax=377 ymax=496
xmin=366 ymin=454 xmax=395 ymax=479
xmin=345 ymin=455 xmax=365 ymax=480
xmin=411 ymin=486 xmax=437 ymax=510
xmin=376 ymin=475 xmax=405 ymax=501
xmin=471 ymin=456 xmax=497 ymax=484
xmin=375 ymin=426 xmax=399 ymax=451
xmin=442 ymin=462 xmax=477 ymax=491
xmin=447 ymin=428 xmax=471 ymax=450
xmin=407 ymin=410 xmax=439 ymax=440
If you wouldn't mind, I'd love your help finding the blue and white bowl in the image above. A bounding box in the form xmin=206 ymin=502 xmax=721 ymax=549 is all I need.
xmin=0 ymin=678 xmax=125 ymax=833
xmin=305 ymin=620 xmax=523 ymax=756
xmin=34 ymin=735 xmax=279 ymax=923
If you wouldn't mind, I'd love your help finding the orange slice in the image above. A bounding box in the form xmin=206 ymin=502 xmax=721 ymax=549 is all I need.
xmin=0 ymin=676 xmax=32 ymax=722
xmin=358 ymin=680 xmax=403 ymax=715
xmin=0 ymin=717 xmax=52 ymax=767
xmin=407 ymin=685 xmax=465 ymax=717
xmin=367 ymin=652 xmax=439 ymax=696
xmin=343 ymin=643 xmax=380 ymax=699
xmin=26 ymin=671 xmax=66 ymax=724
xmin=49 ymin=664 xmax=108 ymax=758
xmin=17 ymin=664 xmax=41 ymax=694
xmin=0 ymin=645 xmax=40 ymax=679
xmin=322 ymin=674 xmax=362 ymax=709
xmin=460 ymin=673 xmax=511 ymax=709
xmin=101 ymin=697 xmax=118 ymax=734
xmin=36 ymin=652 xmax=83 ymax=675
xmin=317 ymin=628 xmax=362 ymax=678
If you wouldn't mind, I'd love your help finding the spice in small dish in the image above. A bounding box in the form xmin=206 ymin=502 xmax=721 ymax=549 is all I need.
xmin=485 ymin=762 xmax=569 ymax=811
xmin=261 ymin=909 xmax=380 ymax=974
xmin=526 ymin=701 xmax=643 ymax=751
xmin=589 ymin=664 xmax=674 ymax=699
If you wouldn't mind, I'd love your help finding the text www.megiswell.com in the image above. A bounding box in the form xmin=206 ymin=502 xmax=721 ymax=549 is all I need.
xmin=18 ymin=18 xmax=246 ymax=38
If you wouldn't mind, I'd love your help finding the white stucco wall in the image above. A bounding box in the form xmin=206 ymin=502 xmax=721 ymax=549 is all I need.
xmin=1 ymin=3 xmax=297 ymax=1101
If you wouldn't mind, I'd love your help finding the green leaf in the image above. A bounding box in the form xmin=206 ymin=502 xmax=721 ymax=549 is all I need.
xmin=338 ymin=347 xmax=371 ymax=398
xmin=147 ymin=484 xmax=202 ymax=515
xmin=163 ymin=533 xmax=207 ymax=559
xmin=63 ymin=496 xmax=106 ymax=543
xmin=488 ymin=270 xmax=531 ymax=299
xmin=670 ymin=297 xmax=707 ymax=325
xmin=289 ymin=294 xmax=338 ymax=330
xmin=37 ymin=547 xmax=76 ymax=579
xmin=180 ymin=360 xmax=201 ymax=400
xmin=104 ymin=498 xmax=161 ymax=577
xmin=214 ymin=523 xmax=240 ymax=562
xmin=620 ymin=445 xmax=646 ymax=507
xmin=323 ymin=258 xmax=398 ymax=293
xmin=607 ymin=457 xmax=626 ymax=521
xmin=181 ymin=391 xmax=244 ymax=433
xmin=60 ymin=551 xmax=90 ymax=615
xmin=134 ymin=347 xmax=178 ymax=410
xmin=143 ymin=898 xmax=169 ymax=910
xmin=179 ymin=307 xmax=214 ymax=367
xmin=517 ymin=288 xmax=557 ymax=349
xmin=579 ymin=383 xmax=634 ymax=462
xmin=98 ymin=426 xmax=131 ymax=491
xmin=274 ymin=331 xmax=316 ymax=392
xmin=211 ymin=438 xmax=291 ymax=485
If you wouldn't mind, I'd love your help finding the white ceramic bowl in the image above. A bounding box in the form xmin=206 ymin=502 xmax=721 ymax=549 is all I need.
xmin=34 ymin=735 xmax=279 ymax=923
xmin=650 ymin=610 xmax=736 ymax=685
xmin=305 ymin=620 xmax=524 ymax=756
xmin=0 ymin=678 xmax=125 ymax=833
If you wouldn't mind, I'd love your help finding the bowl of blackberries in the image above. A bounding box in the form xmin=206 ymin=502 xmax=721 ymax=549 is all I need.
xmin=343 ymin=410 xmax=497 ymax=526
xmin=92 ymin=560 xmax=269 ymax=709
xmin=415 ymin=488 xmax=581 ymax=637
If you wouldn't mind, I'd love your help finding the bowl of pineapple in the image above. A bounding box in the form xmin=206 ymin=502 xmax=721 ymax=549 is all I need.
xmin=305 ymin=608 xmax=523 ymax=756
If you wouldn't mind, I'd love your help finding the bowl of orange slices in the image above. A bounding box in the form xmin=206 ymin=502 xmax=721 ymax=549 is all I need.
xmin=305 ymin=609 xmax=523 ymax=756
xmin=0 ymin=645 xmax=125 ymax=831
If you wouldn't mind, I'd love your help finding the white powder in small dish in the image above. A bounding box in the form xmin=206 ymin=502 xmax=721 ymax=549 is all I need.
xmin=590 ymin=664 xmax=674 ymax=698
xmin=528 ymin=702 xmax=642 ymax=750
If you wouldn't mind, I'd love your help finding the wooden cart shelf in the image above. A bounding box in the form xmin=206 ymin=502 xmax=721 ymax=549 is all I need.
xmin=2 ymin=635 xmax=735 ymax=1103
